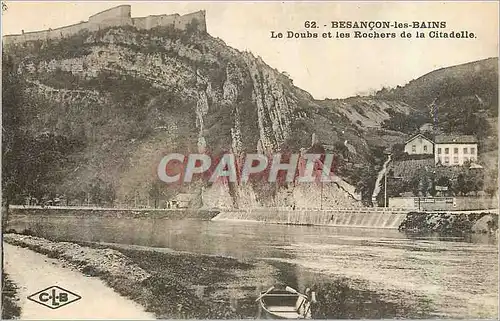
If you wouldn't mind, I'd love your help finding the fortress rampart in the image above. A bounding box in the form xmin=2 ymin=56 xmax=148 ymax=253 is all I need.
xmin=3 ymin=5 xmax=206 ymax=46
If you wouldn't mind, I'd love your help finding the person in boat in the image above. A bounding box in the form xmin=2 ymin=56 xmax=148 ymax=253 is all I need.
xmin=294 ymin=288 xmax=312 ymax=317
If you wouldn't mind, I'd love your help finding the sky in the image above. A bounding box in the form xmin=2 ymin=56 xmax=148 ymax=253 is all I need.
xmin=2 ymin=1 xmax=499 ymax=99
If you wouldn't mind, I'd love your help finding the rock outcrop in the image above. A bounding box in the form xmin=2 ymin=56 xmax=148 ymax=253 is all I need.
xmin=3 ymin=11 xmax=414 ymax=209
xmin=399 ymin=212 xmax=499 ymax=235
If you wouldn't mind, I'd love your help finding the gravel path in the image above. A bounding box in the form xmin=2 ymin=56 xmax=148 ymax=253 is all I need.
xmin=3 ymin=243 xmax=155 ymax=319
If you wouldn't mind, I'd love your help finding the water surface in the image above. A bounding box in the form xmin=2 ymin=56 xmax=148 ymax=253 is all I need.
xmin=8 ymin=215 xmax=498 ymax=318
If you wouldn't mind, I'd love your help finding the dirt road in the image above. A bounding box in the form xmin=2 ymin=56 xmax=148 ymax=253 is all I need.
xmin=3 ymin=243 xmax=155 ymax=319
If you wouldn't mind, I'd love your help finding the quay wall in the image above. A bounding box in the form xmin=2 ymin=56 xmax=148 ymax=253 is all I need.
xmin=212 ymin=209 xmax=408 ymax=229
xmin=6 ymin=206 xmax=497 ymax=233
xmin=389 ymin=196 xmax=498 ymax=211
xmin=7 ymin=206 xmax=219 ymax=220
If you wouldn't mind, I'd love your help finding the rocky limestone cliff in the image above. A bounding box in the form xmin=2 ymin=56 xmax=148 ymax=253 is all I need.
xmin=4 ymin=22 xmax=413 ymax=209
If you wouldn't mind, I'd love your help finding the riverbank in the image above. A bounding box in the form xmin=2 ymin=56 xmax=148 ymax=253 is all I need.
xmin=3 ymin=243 xmax=154 ymax=319
xmin=399 ymin=212 xmax=499 ymax=235
xmin=3 ymin=232 xmax=441 ymax=319
xmin=3 ymin=233 xmax=275 ymax=318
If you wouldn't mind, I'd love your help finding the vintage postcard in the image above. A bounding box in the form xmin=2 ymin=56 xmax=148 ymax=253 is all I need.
xmin=1 ymin=1 xmax=498 ymax=319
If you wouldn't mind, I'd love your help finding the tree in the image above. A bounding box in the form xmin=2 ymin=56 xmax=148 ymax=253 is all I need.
xmin=484 ymin=167 xmax=498 ymax=197
xmin=466 ymin=169 xmax=484 ymax=196
xmin=2 ymin=53 xmax=26 ymax=230
xmin=20 ymin=133 xmax=72 ymax=202
xmin=435 ymin=176 xmax=451 ymax=196
xmin=2 ymin=54 xmax=85 ymax=220
xmin=436 ymin=176 xmax=451 ymax=188
xmin=485 ymin=183 xmax=498 ymax=197
xmin=428 ymin=177 xmax=437 ymax=197
xmin=391 ymin=143 xmax=405 ymax=159
xmin=451 ymin=166 xmax=485 ymax=196
xmin=381 ymin=111 xmax=428 ymax=134
xmin=377 ymin=176 xmax=406 ymax=206
xmin=419 ymin=175 xmax=430 ymax=196
xmin=354 ymin=165 xmax=377 ymax=206
xmin=453 ymin=173 xmax=471 ymax=196
xmin=410 ymin=176 xmax=420 ymax=196
xmin=88 ymin=177 xmax=115 ymax=206
xmin=148 ymin=180 xmax=165 ymax=209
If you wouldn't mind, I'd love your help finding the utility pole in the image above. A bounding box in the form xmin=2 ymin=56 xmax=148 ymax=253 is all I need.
xmin=384 ymin=170 xmax=387 ymax=208
xmin=384 ymin=154 xmax=391 ymax=208
xmin=320 ymin=182 xmax=323 ymax=210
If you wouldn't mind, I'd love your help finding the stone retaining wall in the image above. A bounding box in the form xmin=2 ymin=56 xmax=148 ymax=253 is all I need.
xmin=8 ymin=207 xmax=219 ymax=220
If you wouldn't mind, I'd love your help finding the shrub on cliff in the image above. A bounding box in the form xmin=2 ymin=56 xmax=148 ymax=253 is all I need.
xmin=381 ymin=110 xmax=428 ymax=134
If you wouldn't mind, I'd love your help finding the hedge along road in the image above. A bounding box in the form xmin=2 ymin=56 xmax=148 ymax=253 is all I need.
xmin=3 ymin=243 xmax=155 ymax=319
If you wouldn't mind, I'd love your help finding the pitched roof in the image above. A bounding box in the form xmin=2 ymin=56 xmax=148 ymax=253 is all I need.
xmin=434 ymin=135 xmax=478 ymax=144
xmin=404 ymin=133 xmax=434 ymax=145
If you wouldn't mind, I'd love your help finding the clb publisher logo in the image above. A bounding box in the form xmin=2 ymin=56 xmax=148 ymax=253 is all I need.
xmin=28 ymin=286 xmax=81 ymax=309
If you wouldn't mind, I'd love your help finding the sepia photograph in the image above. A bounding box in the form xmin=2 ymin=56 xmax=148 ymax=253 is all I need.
xmin=1 ymin=1 xmax=498 ymax=319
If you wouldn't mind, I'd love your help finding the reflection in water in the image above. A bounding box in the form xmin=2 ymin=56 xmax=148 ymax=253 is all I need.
xmin=8 ymin=216 xmax=499 ymax=318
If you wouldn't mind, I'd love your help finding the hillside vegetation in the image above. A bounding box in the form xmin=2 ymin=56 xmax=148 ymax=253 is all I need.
xmin=375 ymin=58 xmax=498 ymax=141
xmin=2 ymin=23 xmax=498 ymax=208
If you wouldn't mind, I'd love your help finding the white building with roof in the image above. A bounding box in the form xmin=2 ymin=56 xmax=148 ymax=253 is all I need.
xmin=434 ymin=135 xmax=478 ymax=166
xmin=404 ymin=133 xmax=434 ymax=155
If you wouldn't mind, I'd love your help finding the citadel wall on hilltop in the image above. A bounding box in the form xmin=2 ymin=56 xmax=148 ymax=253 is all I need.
xmin=3 ymin=5 xmax=206 ymax=46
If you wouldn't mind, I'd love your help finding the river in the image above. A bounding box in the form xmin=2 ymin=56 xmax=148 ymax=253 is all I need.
xmin=8 ymin=215 xmax=499 ymax=318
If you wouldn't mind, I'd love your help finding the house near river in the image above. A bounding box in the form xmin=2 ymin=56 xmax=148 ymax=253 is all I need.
xmin=403 ymin=134 xmax=479 ymax=167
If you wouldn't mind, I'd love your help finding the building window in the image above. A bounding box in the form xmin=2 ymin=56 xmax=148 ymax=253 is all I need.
xmin=444 ymin=156 xmax=449 ymax=164
xmin=423 ymin=145 xmax=428 ymax=152
xmin=463 ymin=147 xmax=468 ymax=154
xmin=463 ymin=157 xmax=468 ymax=163
xmin=454 ymin=148 xmax=458 ymax=154
xmin=445 ymin=148 xmax=449 ymax=154
xmin=438 ymin=148 xmax=442 ymax=154
xmin=470 ymin=147 xmax=475 ymax=154
xmin=453 ymin=156 xmax=459 ymax=164
xmin=412 ymin=145 xmax=416 ymax=153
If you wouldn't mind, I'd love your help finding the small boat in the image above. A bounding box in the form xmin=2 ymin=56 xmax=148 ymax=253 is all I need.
xmin=256 ymin=286 xmax=317 ymax=319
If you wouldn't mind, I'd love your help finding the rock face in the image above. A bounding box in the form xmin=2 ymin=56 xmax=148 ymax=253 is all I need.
xmin=399 ymin=212 xmax=499 ymax=235
xmin=3 ymin=18 xmax=411 ymax=209
xmin=471 ymin=214 xmax=498 ymax=233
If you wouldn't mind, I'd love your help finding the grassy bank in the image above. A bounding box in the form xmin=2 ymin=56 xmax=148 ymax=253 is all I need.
xmin=3 ymin=234 xmax=271 ymax=318
xmin=79 ymin=242 xmax=265 ymax=318
xmin=1 ymin=273 xmax=21 ymax=319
